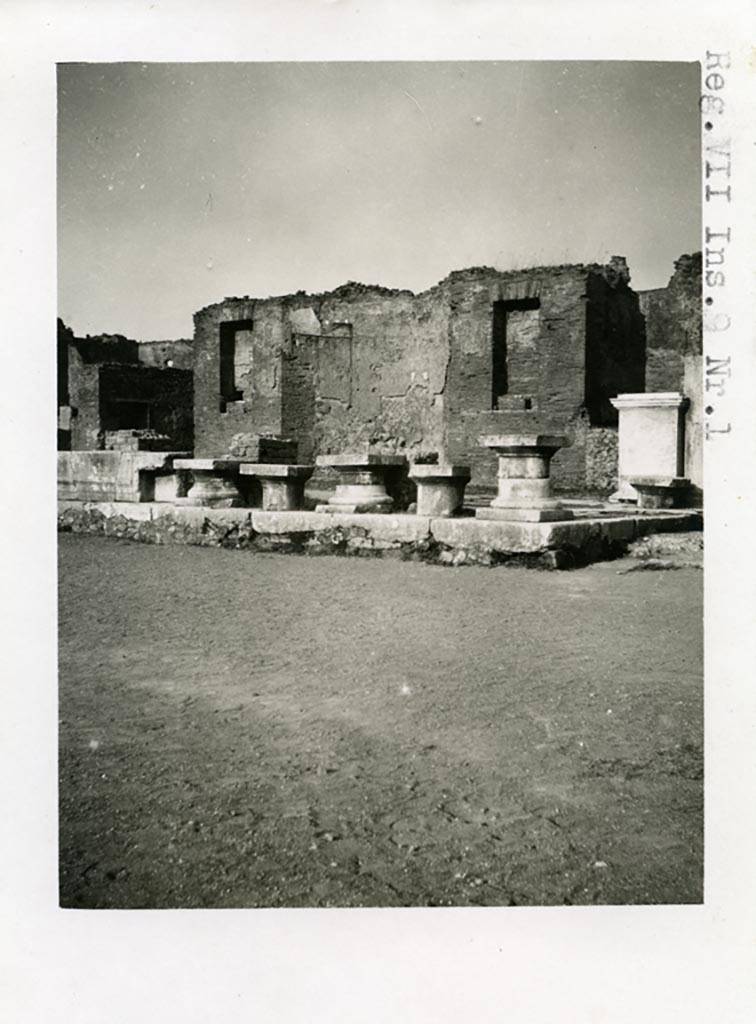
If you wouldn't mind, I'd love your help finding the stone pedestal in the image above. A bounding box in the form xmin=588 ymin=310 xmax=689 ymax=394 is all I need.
xmin=315 ymin=452 xmax=407 ymax=513
xmin=409 ymin=464 xmax=471 ymax=517
xmin=57 ymin=451 xmax=190 ymax=503
xmin=173 ymin=459 xmax=246 ymax=508
xmin=240 ymin=464 xmax=314 ymax=511
xmin=475 ymin=434 xmax=574 ymax=523
xmin=609 ymin=393 xmax=689 ymax=503
xmin=630 ymin=476 xmax=691 ymax=510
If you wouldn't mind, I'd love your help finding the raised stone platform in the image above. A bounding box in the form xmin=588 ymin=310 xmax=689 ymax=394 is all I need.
xmin=58 ymin=500 xmax=702 ymax=570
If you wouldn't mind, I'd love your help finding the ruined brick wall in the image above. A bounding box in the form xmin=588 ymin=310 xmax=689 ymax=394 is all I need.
xmin=71 ymin=334 xmax=140 ymax=366
xmin=193 ymin=298 xmax=281 ymax=456
xmin=57 ymin=319 xmax=73 ymax=406
xmin=195 ymin=286 xmax=448 ymax=462
xmin=138 ymin=339 xmax=194 ymax=370
xmin=444 ymin=266 xmax=590 ymax=489
xmin=68 ymin=349 xmax=102 ymax=450
xmin=192 ymin=260 xmax=645 ymax=491
xmin=291 ymin=283 xmax=448 ymax=461
xmin=584 ymin=260 xmax=646 ymax=426
xmin=64 ymin=328 xmax=144 ymax=449
xmin=639 ymin=253 xmax=702 ymax=392
xmin=98 ymin=364 xmax=193 ymax=451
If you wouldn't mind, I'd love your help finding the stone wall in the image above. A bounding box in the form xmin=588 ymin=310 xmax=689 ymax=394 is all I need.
xmin=440 ymin=261 xmax=642 ymax=491
xmin=98 ymin=364 xmax=193 ymax=451
xmin=68 ymin=352 xmax=102 ymax=450
xmin=61 ymin=320 xmax=194 ymax=452
xmin=639 ymin=253 xmax=703 ymax=499
xmin=193 ymin=286 xmax=448 ymax=463
xmin=192 ymin=261 xmax=646 ymax=491
xmin=639 ymin=253 xmax=702 ymax=392
xmin=138 ymin=339 xmax=194 ymax=370
xmin=67 ymin=358 xmax=192 ymax=451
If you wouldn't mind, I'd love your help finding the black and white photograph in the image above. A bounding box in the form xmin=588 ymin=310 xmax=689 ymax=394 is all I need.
xmin=56 ymin=60 xmax=704 ymax=909
xmin=2 ymin=3 xmax=756 ymax=1022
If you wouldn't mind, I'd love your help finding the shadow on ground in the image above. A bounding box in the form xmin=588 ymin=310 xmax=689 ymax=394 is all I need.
xmin=58 ymin=535 xmax=703 ymax=907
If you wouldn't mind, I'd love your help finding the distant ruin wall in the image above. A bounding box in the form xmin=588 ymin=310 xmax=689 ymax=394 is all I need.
xmin=640 ymin=253 xmax=702 ymax=393
xmin=138 ymin=339 xmax=194 ymax=370
xmin=67 ymin=357 xmax=193 ymax=451
xmin=69 ymin=355 xmax=102 ymax=450
xmin=98 ymin=364 xmax=193 ymax=451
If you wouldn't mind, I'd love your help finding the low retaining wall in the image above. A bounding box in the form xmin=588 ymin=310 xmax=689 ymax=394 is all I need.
xmin=58 ymin=501 xmax=702 ymax=570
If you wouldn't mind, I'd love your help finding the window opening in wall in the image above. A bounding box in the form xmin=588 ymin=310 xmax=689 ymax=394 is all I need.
xmin=219 ymin=319 xmax=254 ymax=412
xmin=107 ymin=399 xmax=152 ymax=430
xmin=491 ymin=298 xmax=540 ymax=409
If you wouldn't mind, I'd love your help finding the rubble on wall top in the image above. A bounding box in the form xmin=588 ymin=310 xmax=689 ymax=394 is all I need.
xmin=196 ymin=258 xmax=631 ymax=314
xmin=671 ymin=252 xmax=702 ymax=280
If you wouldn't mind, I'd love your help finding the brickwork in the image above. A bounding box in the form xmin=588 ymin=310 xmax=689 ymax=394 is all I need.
xmin=68 ymin=355 xmax=102 ymax=451
xmin=138 ymin=339 xmax=194 ymax=370
xmin=98 ymin=364 xmax=193 ymax=451
xmin=639 ymin=253 xmax=702 ymax=393
xmin=191 ymin=260 xmax=647 ymax=490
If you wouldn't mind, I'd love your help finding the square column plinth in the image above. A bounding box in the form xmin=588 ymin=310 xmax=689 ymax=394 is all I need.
xmin=315 ymin=452 xmax=407 ymax=513
xmin=610 ymin=392 xmax=689 ymax=502
xmin=173 ymin=459 xmax=246 ymax=508
xmin=409 ymin=464 xmax=471 ymax=517
xmin=240 ymin=464 xmax=314 ymax=511
xmin=475 ymin=434 xmax=574 ymax=523
xmin=630 ymin=476 xmax=691 ymax=510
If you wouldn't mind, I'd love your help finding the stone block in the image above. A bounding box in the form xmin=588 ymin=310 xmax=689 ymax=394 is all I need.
xmin=409 ymin=464 xmax=471 ymax=517
xmin=315 ymin=452 xmax=407 ymax=468
xmin=478 ymin=433 xmax=569 ymax=451
xmin=630 ymin=476 xmax=691 ymax=509
xmin=57 ymin=451 xmax=189 ymax=502
xmin=475 ymin=507 xmax=575 ymax=523
xmin=314 ymin=451 xmax=407 ymax=512
xmin=173 ymin=458 xmax=246 ymax=508
xmin=240 ymin=463 xmax=314 ymax=511
xmin=153 ymin=473 xmax=183 ymax=502
xmin=430 ymin=516 xmax=554 ymax=554
xmin=609 ymin=392 xmax=688 ymax=502
xmin=227 ymin=434 xmax=298 ymax=463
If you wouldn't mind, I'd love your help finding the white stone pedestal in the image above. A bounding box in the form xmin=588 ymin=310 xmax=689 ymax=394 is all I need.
xmin=315 ymin=452 xmax=406 ymax=513
xmin=240 ymin=464 xmax=314 ymax=511
xmin=173 ymin=459 xmax=246 ymax=507
xmin=475 ymin=434 xmax=574 ymax=523
xmin=409 ymin=464 xmax=471 ymax=517
xmin=609 ymin=393 xmax=689 ymax=503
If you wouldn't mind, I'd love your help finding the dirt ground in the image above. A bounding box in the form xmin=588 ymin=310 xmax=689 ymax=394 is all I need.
xmin=58 ymin=535 xmax=703 ymax=908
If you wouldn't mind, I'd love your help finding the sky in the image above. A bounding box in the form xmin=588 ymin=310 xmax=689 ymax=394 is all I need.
xmin=57 ymin=61 xmax=702 ymax=340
